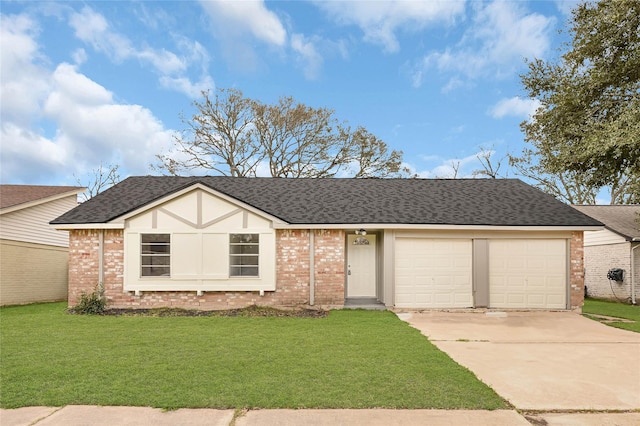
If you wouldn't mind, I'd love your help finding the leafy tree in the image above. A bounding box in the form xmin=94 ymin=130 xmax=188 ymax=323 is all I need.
xmin=75 ymin=162 xmax=121 ymax=202
xmin=515 ymin=0 xmax=639 ymax=204
xmin=155 ymin=88 xmax=408 ymax=178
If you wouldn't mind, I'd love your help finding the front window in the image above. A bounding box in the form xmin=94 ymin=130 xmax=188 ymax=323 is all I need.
xmin=229 ymin=233 xmax=259 ymax=277
xmin=141 ymin=234 xmax=170 ymax=277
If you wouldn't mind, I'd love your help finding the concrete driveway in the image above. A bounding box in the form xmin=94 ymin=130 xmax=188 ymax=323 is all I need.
xmin=398 ymin=311 xmax=640 ymax=411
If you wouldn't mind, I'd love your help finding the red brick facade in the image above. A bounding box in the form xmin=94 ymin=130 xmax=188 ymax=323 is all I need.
xmin=68 ymin=229 xmax=586 ymax=311
xmin=569 ymin=231 xmax=585 ymax=310
xmin=68 ymin=229 xmax=346 ymax=310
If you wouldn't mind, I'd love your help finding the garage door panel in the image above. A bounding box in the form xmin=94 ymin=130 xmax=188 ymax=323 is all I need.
xmin=395 ymin=238 xmax=472 ymax=308
xmin=489 ymin=239 xmax=566 ymax=309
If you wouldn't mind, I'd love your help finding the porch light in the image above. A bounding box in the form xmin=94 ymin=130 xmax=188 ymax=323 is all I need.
xmin=353 ymin=229 xmax=370 ymax=245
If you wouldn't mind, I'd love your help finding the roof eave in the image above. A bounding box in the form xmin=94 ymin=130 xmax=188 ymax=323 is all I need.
xmin=1 ymin=187 xmax=86 ymax=215
xmin=51 ymin=223 xmax=125 ymax=230
xmin=273 ymin=223 xmax=605 ymax=231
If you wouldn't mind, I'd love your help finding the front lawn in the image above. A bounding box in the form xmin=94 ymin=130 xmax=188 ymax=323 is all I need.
xmin=583 ymin=298 xmax=640 ymax=333
xmin=0 ymin=303 xmax=506 ymax=410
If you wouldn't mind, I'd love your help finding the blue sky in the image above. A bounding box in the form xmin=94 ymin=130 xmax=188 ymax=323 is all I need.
xmin=1 ymin=0 xmax=578 ymax=185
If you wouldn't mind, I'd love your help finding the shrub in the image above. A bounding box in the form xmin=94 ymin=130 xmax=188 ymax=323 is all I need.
xmin=71 ymin=284 xmax=105 ymax=315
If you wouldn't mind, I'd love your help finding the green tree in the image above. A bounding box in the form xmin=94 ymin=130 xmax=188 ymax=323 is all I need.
xmin=155 ymin=88 xmax=408 ymax=178
xmin=515 ymin=0 xmax=639 ymax=204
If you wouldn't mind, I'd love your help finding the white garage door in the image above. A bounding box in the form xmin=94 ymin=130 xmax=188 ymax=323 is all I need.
xmin=395 ymin=238 xmax=473 ymax=308
xmin=489 ymin=239 xmax=567 ymax=309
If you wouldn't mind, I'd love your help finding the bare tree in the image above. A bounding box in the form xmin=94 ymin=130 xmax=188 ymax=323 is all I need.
xmin=75 ymin=162 xmax=121 ymax=202
xmin=155 ymin=88 xmax=261 ymax=177
xmin=251 ymin=96 xmax=350 ymax=178
xmin=346 ymin=127 xmax=411 ymax=178
xmin=509 ymin=150 xmax=598 ymax=205
xmin=471 ymin=147 xmax=507 ymax=179
xmin=155 ymin=87 xmax=409 ymax=178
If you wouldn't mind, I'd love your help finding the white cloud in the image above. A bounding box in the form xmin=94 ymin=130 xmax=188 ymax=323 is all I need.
xmin=291 ymin=33 xmax=323 ymax=80
xmin=315 ymin=0 xmax=465 ymax=53
xmin=554 ymin=0 xmax=580 ymax=16
xmin=441 ymin=77 xmax=466 ymax=93
xmin=199 ymin=0 xmax=287 ymax=47
xmin=412 ymin=0 xmax=555 ymax=88
xmin=0 ymin=14 xmax=50 ymax=127
xmin=71 ymin=48 xmax=87 ymax=65
xmin=41 ymin=63 xmax=174 ymax=174
xmin=0 ymin=16 xmax=174 ymax=184
xmin=490 ymin=96 xmax=541 ymax=119
xmin=159 ymin=75 xmax=214 ymax=99
xmin=409 ymin=153 xmax=487 ymax=179
xmin=68 ymin=6 xmax=212 ymax=97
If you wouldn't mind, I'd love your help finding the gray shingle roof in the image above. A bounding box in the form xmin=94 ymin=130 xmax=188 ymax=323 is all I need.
xmin=51 ymin=176 xmax=603 ymax=227
xmin=572 ymin=205 xmax=640 ymax=240
xmin=1 ymin=185 xmax=84 ymax=210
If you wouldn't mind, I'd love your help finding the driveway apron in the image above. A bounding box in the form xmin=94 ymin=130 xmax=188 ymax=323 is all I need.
xmin=399 ymin=311 xmax=640 ymax=411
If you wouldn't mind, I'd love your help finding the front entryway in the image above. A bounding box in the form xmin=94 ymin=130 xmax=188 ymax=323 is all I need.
xmin=346 ymin=234 xmax=376 ymax=298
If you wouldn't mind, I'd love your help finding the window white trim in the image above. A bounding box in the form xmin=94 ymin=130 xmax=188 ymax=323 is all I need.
xmin=124 ymin=230 xmax=275 ymax=293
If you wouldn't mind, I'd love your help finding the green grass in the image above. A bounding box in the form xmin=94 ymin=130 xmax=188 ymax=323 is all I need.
xmin=583 ymin=298 xmax=640 ymax=333
xmin=0 ymin=303 xmax=506 ymax=410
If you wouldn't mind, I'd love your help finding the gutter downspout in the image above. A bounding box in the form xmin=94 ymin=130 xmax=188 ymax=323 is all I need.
xmin=309 ymin=230 xmax=315 ymax=306
xmin=631 ymin=241 xmax=638 ymax=305
xmin=98 ymin=230 xmax=105 ymax=290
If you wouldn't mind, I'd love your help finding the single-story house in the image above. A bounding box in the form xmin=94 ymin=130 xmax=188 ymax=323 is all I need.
xmin=51 ymin=177 xmax=602 ymax=311
xmin=572 ymin=205 xmax=639 ymax=304
xmin=1 ymin=184 xmax=85 ymax=305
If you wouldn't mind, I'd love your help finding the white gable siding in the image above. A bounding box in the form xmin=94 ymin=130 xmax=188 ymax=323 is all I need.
xmin=123 ymin=189 xmax=276 ymax=293
xmin=0 ymin=195 xmax=77 ymax=247
xmin=583 ymin=228 xmax=626 ymax=246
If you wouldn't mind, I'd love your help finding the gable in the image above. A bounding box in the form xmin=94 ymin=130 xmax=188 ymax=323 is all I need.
xmin=1 ymin=185 xmax=84 ymax=214
xmin=125 ymin=187 xmax=273 ymax=231
xmin=573 ymin=205 xmax=640 ymax=241
xmin=0 ymin=193 xmax=80 ymax=247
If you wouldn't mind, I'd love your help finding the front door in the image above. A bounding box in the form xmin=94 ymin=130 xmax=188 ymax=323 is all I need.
xmin=347 ymin=234 xmax=377 ymax=298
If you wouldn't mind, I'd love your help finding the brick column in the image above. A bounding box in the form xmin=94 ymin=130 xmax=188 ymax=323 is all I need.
xmin=569 ymin=231 xmax=585 ymax=310
xmin=68 ymin=230 xmax=100 ymax=306
xmin=314 ymin=229 xmax=345 ymax=306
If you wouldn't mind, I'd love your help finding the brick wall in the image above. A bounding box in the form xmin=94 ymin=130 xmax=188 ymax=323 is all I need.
xmin=68 ymin=230 xmax=100 ymax=306
xmin=0 ymin=239 xmax=68 ymax=306
xmin=584 ymin=242 xmax=633 ymax=301
xmin=313 ymin=229 xmax=346 ymax=305
xmin=68 ymin=228 xmax=346 ymax=310
xmin=569 ymin=231 xmax=585 ymax=309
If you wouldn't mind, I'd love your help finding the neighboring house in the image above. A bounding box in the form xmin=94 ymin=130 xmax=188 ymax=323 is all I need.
xmin=572 ymin=205 xmax=640 ymax=304
xmin=1 ymin=185 xmax=85 ymax=305
xmin=51 ymin=177 xmax=602 ymax=311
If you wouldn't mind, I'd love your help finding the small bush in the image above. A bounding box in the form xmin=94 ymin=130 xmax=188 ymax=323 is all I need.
xmin=71 ymin=284 xmax=105 ymax=315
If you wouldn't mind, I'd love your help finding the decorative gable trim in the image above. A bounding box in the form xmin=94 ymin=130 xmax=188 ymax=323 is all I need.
xmin=114 ymin=183 xmax=284 ymax=225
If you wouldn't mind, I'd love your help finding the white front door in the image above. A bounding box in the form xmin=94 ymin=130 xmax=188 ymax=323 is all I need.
xmin=347 ymin=234 xmax=377 ymax=298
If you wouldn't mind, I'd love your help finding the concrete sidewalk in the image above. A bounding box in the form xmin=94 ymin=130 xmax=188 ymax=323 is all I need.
xmin=0 ymin=406 xmax=520 ymax=426
xmin=3 ymin=406 xmax=640 ymax=425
